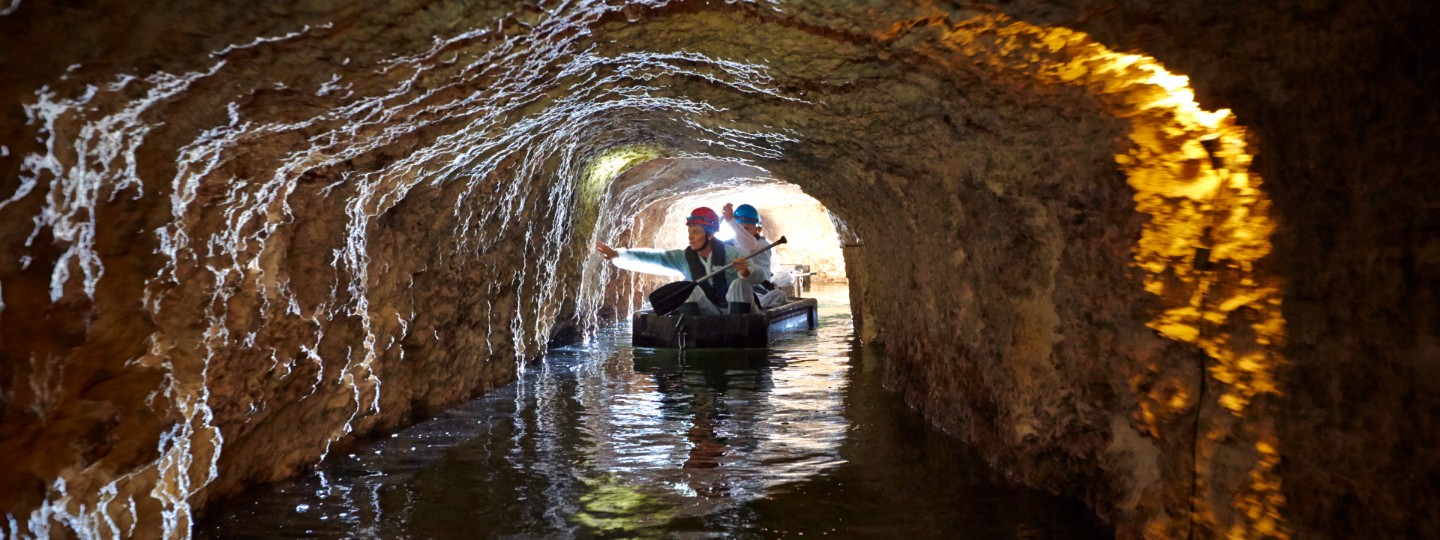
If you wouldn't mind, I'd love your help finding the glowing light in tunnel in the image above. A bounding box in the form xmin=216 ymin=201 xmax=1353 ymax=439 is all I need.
xmin=578 ymin=145 xmax=662 ymax=239
xmin=595 ymin=178 xmax=845 ymax=319
xmin=714 ymin=220 xmax=737 ymax=242
xmin=0 ymin=1 xmax=1289 ymax=538
xmin=586 ymin=147 xmax=660 ymax=195
xmin=898 ymin=12 xmax=1290 ymax=538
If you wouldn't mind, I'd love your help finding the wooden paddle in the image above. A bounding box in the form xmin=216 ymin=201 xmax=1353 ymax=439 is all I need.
xmin=648 ymin=236 xmax=788 ymax=316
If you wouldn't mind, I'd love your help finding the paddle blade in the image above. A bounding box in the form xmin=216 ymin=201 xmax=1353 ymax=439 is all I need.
xmin=648 ymin=280 xmax=697 ymax=316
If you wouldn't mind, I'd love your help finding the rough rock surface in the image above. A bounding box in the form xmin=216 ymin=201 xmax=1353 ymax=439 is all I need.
xmin=0 ymin=1 xmax=1435 ymax=538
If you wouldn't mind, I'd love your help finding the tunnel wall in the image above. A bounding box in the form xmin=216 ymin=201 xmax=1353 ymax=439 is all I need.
xmin=987 ymin=1 xmax=1440 ymax=537
xmin=1 ymin=1 xmax=1436 ymax=539
xmin=590 ymin=9 xmax=1284 ymax=536
xmin=0 ymin=2 xmax=597 ymax=535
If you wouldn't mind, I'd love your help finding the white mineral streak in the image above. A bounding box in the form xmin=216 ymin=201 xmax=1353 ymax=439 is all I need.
xmin=1 ymin=1 xmax=799 ymax=536
xmin=209 ymin=23 xmax=335 ymax=57
xmin=26 ymin=353 xmax=63 ymax=422
xmin=3 ymin=65 xmax=217 ymax=302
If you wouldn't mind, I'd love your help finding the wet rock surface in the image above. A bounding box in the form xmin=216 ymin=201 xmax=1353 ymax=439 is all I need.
xmin=1 ymin=0 xmax=1435 ymax=538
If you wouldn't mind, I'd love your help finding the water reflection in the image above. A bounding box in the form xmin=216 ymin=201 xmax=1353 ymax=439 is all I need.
xmin=199 ymin=286 xmax=1108 ymax=538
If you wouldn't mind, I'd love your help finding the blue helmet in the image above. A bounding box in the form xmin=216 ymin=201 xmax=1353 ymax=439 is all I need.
xmin=734 ymin=204 xmax=761 ymax=225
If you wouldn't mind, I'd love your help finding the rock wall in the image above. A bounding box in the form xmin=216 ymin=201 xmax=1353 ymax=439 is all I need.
xmin=1 ymin=1 xmax=1435 ymax=538
xmin=984 ymin=1 xmax=1440 ymax=537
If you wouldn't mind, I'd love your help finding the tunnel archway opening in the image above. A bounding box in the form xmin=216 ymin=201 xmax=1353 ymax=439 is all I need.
xmin=583 ymin=156 xmax=848 ymax=320
xmin=3 ymin=0 xmax=1382 ymax=536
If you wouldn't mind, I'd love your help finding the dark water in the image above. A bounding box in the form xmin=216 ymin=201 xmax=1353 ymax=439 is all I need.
xmin=199 ymin=286 xmax=1109 ymax=539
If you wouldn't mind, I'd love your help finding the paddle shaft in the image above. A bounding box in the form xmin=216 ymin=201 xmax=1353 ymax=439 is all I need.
xmin=647 ymin=235 xmax=788 ymax=315
xmin=693 ymin=235 xmax=787 ymax=283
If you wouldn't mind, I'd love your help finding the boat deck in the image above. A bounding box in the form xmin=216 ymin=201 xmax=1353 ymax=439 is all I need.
xmin=631 ymin=297 xmax=819 ymax=348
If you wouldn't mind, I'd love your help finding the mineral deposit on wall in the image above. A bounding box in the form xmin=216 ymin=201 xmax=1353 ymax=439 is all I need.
xmin=1 ymin=1 xmax=1435 ymax=538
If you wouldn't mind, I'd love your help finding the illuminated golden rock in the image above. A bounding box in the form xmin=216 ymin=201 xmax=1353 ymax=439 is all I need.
xmin=1 ymin=1 xmax=1435 ymax=538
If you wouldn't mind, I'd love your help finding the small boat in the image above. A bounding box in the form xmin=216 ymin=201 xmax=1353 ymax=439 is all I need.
xmin=631 ymin=298 xmax=819 ymax=348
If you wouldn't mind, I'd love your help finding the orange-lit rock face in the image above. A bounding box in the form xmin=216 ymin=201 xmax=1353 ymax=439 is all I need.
xmin=1 ymin=1 xmax=1435 ymax=539
xmin=910 ymin=15 xmax=1288 ymax=538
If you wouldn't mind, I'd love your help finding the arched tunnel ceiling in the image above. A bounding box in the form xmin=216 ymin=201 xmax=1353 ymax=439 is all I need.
xmin=605 ymin=157 xmax=776 ymax=214
xmin=1 ymin=1 xmax=1436 ymax=539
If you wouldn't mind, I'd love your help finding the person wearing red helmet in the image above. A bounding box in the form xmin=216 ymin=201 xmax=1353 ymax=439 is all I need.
xmin=597 ymin=206 xmax=768 ymax=315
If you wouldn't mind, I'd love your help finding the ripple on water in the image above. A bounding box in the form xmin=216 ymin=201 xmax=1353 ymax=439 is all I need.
xmin=198 ymin=285 xmax=1109 ymax=539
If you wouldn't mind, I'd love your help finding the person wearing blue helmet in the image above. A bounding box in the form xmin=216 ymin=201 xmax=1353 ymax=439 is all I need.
xmin=724 ymin=203 xmax=772 ymax=275
xmin=723 ymin=203 xmax=786 ymax=307
xmin=597 ymin=206 xmax=768 ymax=315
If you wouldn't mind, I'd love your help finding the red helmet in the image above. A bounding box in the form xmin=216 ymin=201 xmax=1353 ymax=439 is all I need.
xmin=685 ymin=207 xmax=720 ymax=234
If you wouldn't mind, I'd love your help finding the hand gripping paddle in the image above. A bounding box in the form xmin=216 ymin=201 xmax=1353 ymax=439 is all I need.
xmin=647 ymin=236 xmax=788 ymax=316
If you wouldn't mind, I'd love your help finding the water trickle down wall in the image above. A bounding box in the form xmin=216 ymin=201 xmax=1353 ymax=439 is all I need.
xmin=0 ymin=3 xmax=798 ymax=537
xmin=1 ymin=1 xmax=1386 ymax=538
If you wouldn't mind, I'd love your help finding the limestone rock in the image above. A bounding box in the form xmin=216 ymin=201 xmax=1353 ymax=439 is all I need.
xmin=0 ymin=0 xmax=1435 ymax=538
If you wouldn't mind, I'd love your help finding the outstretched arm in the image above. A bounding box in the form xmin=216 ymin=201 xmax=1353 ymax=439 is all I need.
xmin=596 ymin=242 xmax=619 ymax=260
xmin=598 ymin=243 xmax=687 ymax=277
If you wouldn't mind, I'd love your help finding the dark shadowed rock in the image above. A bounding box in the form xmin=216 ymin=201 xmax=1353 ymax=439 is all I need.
xmin=0 ymin=1 xmax=1435 ymax=538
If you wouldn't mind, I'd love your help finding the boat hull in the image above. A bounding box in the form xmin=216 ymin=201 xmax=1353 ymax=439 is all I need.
xmin=631 ymin=298 xmax=818 ymax=348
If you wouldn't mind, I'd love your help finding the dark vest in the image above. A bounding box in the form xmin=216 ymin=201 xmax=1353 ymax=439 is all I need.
xmin=684 ymin=238 xmax=729 ymax=307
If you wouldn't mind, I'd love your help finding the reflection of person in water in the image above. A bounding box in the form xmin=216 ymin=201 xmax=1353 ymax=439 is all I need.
xmin=682 ymin=391 xmax=731 ymax=498
xmin=646 ymin=356 xmax=766 ymax=500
